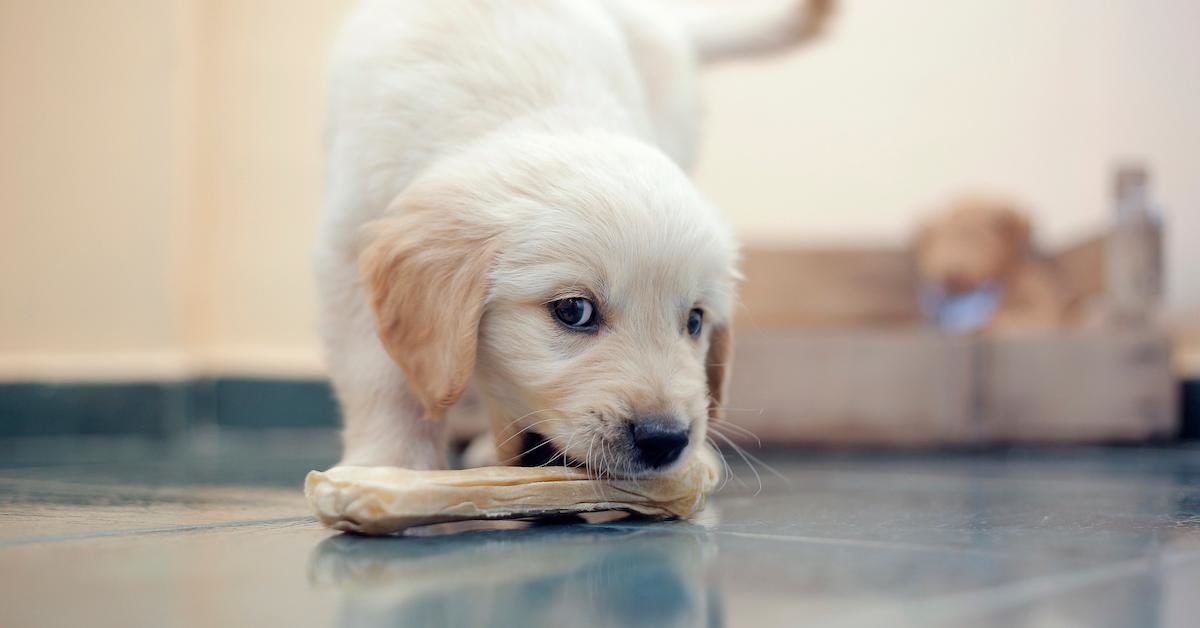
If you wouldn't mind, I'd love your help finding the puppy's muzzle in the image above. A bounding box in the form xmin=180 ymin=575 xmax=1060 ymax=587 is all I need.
xmin=629 ymin=416 xmax=689 ymax=470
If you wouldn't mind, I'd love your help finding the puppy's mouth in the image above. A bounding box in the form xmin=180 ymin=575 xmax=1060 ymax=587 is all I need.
xmin=518 ymin=431 xmax=635 ymax=477
xmin=518 ymin=431 xmax=688 ymax=479
xmin=518 ymin=432 xmax=581 ymax=469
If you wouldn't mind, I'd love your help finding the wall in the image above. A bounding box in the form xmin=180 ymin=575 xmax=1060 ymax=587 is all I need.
xmin=696 ymin=0 xmax=1199 ymax=307
xmin=189 ymin=0 xmax=351 ymax=375
xmin=0 ymin=0 xmax=1196 ymax=381
xmin=0 ymin=0 xmax=198 ymax=379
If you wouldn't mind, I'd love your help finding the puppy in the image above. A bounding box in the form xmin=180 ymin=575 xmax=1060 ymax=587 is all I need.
xmin=316 ymin=0 xmax=833 ymax=476
xmin=915 ymin=197 xmax=1068 ymax=333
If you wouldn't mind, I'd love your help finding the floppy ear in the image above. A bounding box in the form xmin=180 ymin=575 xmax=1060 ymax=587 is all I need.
xmin=995 ymin=207 xmax=1032 ymax=251
xmin=913 ymin=222 xmax=935 ymax=258
xmin=915 ymin=218 xmax=940 ymax=249
xmin=706 ymin=323 xmax=733 ymax=421
xmin=360 ymin=209 xmax=498 ymax=419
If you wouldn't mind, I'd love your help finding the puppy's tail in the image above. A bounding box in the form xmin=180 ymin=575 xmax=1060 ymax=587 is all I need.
xmin=679 ymin=0 xmax=835 ymax=64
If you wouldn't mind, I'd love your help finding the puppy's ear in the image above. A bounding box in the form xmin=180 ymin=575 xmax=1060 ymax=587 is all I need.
xmin=995 ymin=208 xmax=1032 ymax=253
xmin=706 ymin=324 xmax=733 ymax=422
xmin=913 ymin=222 xmax=935 ymax=256
xmin=360 ymin=208 xmax=498 ymax=419
xmin=910 ymin=221 xmax=935 ymax=276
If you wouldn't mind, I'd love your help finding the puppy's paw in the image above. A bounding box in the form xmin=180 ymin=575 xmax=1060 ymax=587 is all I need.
xmin=461 ymin=433 xmax=499 ymax=468
xmin=338 ymin=441 xmax=447 ymax=470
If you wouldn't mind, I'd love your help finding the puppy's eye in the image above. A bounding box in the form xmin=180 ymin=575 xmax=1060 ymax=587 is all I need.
xmin=550 ymin=297 xmax=597 ymax=331
xmin=686 ymin=308 xmax=703 ymax=337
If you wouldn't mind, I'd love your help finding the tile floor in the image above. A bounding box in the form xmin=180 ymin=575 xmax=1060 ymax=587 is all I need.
xmin=1 ymin=430 xmax=1198 ymax=627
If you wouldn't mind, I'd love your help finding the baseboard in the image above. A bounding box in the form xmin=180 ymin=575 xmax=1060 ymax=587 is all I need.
xmin=1 ymin=376 xmax=1196 ymax=442
xmin=0 ymin=378 xmax=338 ymax=437
xmin=1183 ymin=379 xmax=1200 ymax=441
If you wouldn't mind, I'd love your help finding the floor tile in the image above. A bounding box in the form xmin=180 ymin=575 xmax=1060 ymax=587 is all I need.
xmin=1 ymin=432 xmax=1198 ymax=627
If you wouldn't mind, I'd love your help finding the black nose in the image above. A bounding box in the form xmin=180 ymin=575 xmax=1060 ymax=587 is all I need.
xmin=630 ymin=418 xmax=689 ymax=469
xmin=944 ymin=272 xmax=976 ymax=295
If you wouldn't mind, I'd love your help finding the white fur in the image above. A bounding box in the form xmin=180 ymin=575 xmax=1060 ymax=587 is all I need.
xmin=316 ymin=0 xmax=829 ymax=473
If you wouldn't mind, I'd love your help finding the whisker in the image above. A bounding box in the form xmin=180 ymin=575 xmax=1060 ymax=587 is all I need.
xmin=555 ymin=428 xmax=583 ymax=471
xmin=493 ymin=414 xmax=560 ymax=450
xmin=533 ymin=446 xmax=567 ymax=469
xmin=514 ymin=437 xmax=555 ymax=461
xmin=709 ymin=430 xmax=765 ymax=495
xmin=600 ymin=440 xmax=615 ymax=497
xmin=712 ymin=438 xmax=750 ymax=491
xmin=565 ymin=427 xmax=589 ymax=471
xmin=706 ymin=438 xmax=735 ymax=491
xmin=710 ymin=430 xmax=790 ymax=491
xmin=513 ymin=408 xmax=557 ymax=423
xmin=709 ymin=421 xmax=762 ymax=447
xmin=731 ymin=444 xmax=790 ymax=484
xmin=598 ymin=437 xmax=610 ymax=481
xmin=587 ymin=432 xmax=604 ymax=501
xmin=710 ymin=420 xmax=760 ymax=438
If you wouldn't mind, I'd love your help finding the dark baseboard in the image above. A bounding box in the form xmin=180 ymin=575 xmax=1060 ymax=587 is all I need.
xmin=205 ymin=378 xmax=340 ymax=429
xmin=1182 ymin=379 xmax=1200 ymax=441
xmin=1 ymin=377 xmax=1197 ymax=440
xmin=0 ymin=378 xmax=339 ymax=437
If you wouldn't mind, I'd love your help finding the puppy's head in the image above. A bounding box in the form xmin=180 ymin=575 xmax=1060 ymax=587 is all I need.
xmin=915 ymin=197 xmax=1031 ymax=295
xmin=361 ymin=132 xmax=738 ymax=478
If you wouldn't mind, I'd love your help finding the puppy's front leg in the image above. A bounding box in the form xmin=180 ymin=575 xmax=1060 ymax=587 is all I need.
xmin=338 ymin=380 xmax=448 ymax=470
xmin=331 ymin=296 xmax=448 ymax=469
xmin=461 ymin=431 xmax=500 ymax=468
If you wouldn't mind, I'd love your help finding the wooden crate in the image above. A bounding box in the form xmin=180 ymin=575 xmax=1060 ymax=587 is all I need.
xmin=735 ymin=247 xmax=920 ymax=330
xmin=718 ymin=234 xmax=1179 ymax=446
xmin=722 ymin=330 xmax=1175 ymax=446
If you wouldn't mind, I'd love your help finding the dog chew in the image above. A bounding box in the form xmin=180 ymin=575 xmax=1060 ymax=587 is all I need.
xmin=306 ymin=448 xmax=722 ymax=534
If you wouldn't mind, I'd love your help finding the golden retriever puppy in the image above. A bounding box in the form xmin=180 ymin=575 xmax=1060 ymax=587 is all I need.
xmin=915 ymin=197 xmax=1068 ymax=333
xmin=316 ymin=0 xmax=834 ymax=476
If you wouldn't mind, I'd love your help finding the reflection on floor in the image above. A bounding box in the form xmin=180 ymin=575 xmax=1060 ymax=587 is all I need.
xmin=1 ymin=430 xmax=1198 ymax=627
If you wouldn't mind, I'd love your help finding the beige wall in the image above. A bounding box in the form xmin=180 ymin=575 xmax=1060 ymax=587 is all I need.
xmin=697 ymin=0 xmax=1199 ymax=305
xmin=189 ymin=0 xmax=351 ymax=374
xmin=0 ymin=0 xmax=198 ymax=379
xmin=1 ymin=0 xmax=1196 ymax=380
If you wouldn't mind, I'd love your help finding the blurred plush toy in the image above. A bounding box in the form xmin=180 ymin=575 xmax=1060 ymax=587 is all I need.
xmin=914 ymin=197 xmax=1068 ymax=333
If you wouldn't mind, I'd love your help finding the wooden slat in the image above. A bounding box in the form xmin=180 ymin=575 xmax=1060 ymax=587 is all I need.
xmin=719 ymin=330 xmax=1176 ymax=446
xmin=721 ymin=331 xmax=977 ymax=446
xmin=1052 ymin=234 xmax=1107 ymax=308
xmin=978 ymin=331 xmax=1176 ymax=442
xmin=736 ymin=247 xmax=921 ymax=330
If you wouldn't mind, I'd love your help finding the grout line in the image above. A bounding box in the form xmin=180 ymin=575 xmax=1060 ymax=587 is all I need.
xmin=0 ymin=515 xmax=317 ymax=547
xmin=708 ymin=528 xmax=1002 ymax=556
xmin=599 ymin=519 xmax=1001 ymax=556
xmin=0 ymin=477 xmax=307 ymax=509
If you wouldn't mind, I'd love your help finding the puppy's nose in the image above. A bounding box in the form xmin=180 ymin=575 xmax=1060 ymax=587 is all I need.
xmin=630 ymin=417 xmax=689 ymax=469
xmin=945 ymin=272 xmax=975 ymax=295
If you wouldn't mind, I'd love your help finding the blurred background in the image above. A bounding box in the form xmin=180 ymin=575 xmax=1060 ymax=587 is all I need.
xmin=2 ymin=3 xmax=1200 ymax=626
xmin=1 ymin=0 xmax=1197 ymax=442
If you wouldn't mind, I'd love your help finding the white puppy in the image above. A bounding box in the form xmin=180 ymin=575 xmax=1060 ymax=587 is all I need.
xmin=317 ymin=0 xmax=831 ymax=476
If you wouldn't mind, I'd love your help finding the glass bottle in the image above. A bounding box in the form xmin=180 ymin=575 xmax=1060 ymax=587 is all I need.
xmin=1106 ymin=164 xmax=1163 ymax=327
